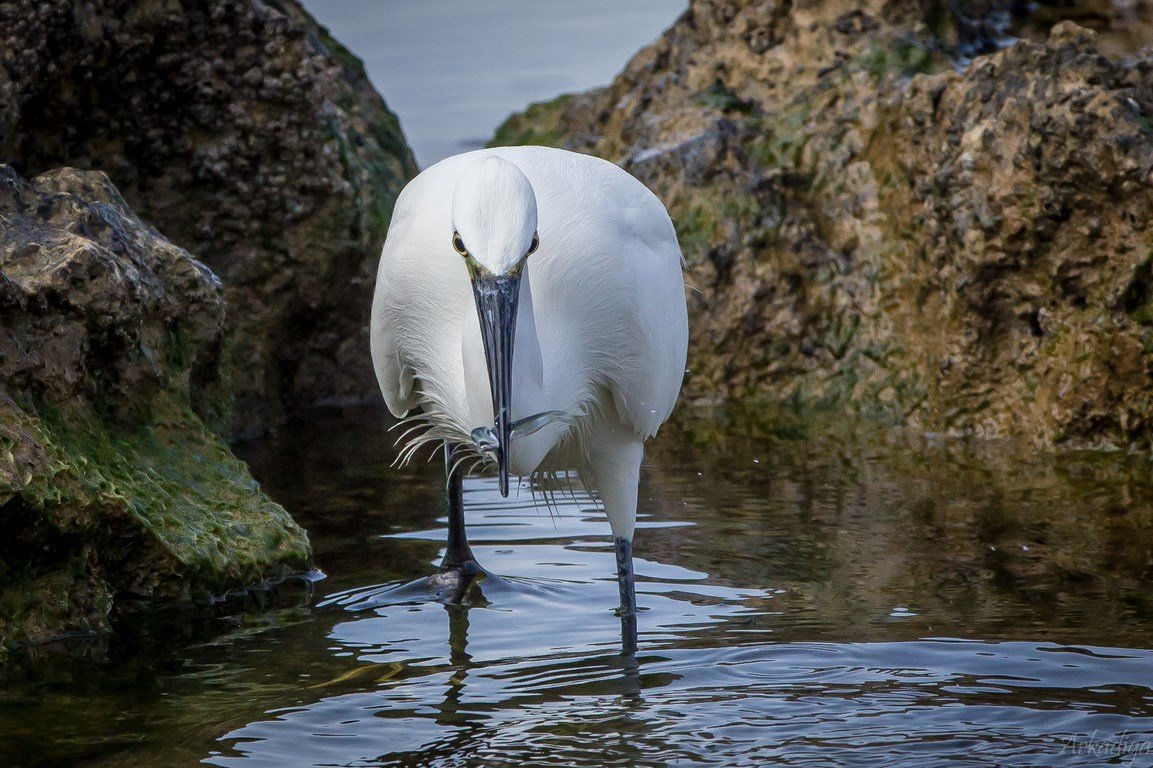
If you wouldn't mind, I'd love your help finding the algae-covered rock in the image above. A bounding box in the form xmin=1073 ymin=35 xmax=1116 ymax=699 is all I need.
xmin=0 ymin=165 xmax=310 ymax=651
xmin=0 ymin=0 xmax=418 ymax=437
xmin=493 ymin=0 xmax=1153 ymax=448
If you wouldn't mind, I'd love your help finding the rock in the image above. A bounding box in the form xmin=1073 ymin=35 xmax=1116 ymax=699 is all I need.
xmin=492 ymin=0 xmax=1153 ymax=448
xmin=0 ymin=0 xmax=418 ymax=437
xmin=0 ymin=165 xmax=310 ymax=652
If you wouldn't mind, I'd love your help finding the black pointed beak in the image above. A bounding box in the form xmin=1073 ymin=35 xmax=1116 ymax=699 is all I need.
xmin=471 ymin=271 xmax=520 ymax=497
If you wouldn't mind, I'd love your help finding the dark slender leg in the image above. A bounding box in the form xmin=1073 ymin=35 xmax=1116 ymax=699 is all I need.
xmin=616 ymin=536 xmax=638 ymax=655
xmin=440 ymin=442 xmax=473 ymax=571
xmin=438 ymin=442 xmax=484 ymax=580
xmin=615 ymin=536 xmax=637 ymax=615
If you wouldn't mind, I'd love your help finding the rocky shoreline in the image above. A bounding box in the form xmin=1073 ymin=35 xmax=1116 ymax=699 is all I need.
xmin=0 ymin=0 xmax=416 ymax=652
xmin=5 ymin=0 xmax=1153 ymax=652
xmin=492 ymin=0 xmax=1153 ymax=449
xmin=1 ymin=0 xmax=417 ymax=437
xmin=0 ymin=166 xmax=310 ymax=651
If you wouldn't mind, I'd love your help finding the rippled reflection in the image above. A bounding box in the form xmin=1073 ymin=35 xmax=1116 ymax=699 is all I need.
xmin=4 ymin=404 xmax=1153 ymax=767
xmin=205 ymin=476 xmax=768 ymax=765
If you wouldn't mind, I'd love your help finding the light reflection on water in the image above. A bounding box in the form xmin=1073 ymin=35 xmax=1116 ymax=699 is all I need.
xmin=4 ymin=404 xmax=1153 ymax=767
xmin=210 ymin=475 xmax=1153 ymax=767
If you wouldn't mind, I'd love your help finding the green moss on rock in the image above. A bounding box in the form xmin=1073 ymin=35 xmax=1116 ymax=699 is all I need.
xmin=0 ymin=395 xmax=309 ymax=650
xmin=0 ymin=166 xmax=310 ymax=653
xmin=489 ymin=94 xmax=575 ymax=149
xmin=494 ymin=0 xmax=1153 ymax=449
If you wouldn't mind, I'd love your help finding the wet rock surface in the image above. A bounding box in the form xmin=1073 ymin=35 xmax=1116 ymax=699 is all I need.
xmin=0 ymin=0 xmax=418 ymax=436
xmin=0 ymin=165 xmax=310 ymax=651
xmin=493 ymin=0 xmax=1153 ymax=447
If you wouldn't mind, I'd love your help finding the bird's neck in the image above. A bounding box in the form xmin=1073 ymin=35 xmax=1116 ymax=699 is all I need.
xmin=508 ymin=270 xmax=548 ymax=418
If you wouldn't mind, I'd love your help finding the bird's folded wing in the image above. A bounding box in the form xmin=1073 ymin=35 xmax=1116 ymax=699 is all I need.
xmin=606 ymin=232 xmax=689 ymax=441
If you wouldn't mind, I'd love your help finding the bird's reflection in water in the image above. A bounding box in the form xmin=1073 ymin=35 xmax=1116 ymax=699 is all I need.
xmin=346 ymin=593 xmax=647 ymax=767
xmin=430 ymin=583 xmax=643 ymax=717
xmin=331 ymin=570 xmax=641 ymax=662
xmin=216 ymin=517 xmax=765 ymax=766
xmin=304 ymin=469 xmax=766 ymax=765
xmin=435 ymin=568 xmax=640 ymax=658
xmin=435 ymin=604 xmax=473 ymax=731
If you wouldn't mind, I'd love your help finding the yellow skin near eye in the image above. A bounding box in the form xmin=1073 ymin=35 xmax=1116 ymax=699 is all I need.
xmin=452 ymin=231 xmax=538 ymax=277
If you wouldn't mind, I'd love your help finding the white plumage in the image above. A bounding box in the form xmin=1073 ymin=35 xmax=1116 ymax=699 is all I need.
xmin=371 ymin=145 xmax=686 ymax=566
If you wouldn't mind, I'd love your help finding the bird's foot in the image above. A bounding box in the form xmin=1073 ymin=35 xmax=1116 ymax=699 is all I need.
xmin=429 ymin=559 xmax=489 ymax=604
xmin=436 ymin=558 xmax=488 ymax=580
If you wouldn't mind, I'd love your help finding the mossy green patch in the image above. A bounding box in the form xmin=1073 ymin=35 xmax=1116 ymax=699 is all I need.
xmin=304 ymin=12 xmax=416 ymax=241
xmin=669 ymin=186 xmax=764 ymax=266
xmin=853 ymin=38 xmax=935 ymax=80
xmin=673 ymin=203 xmax=721 ymax=263
xmin=695 ymin=81 xmax=756 ymax=114
xmin=489 ymin=95 xmax=575 ymax=149
xmin=0 ymin=392 xmax=310 ymax=651
xmin=748 ymin=106 xmax=812 ymax=170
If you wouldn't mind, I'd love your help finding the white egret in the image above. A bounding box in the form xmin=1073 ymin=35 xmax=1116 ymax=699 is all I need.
xmin=370 ymin=146 xmax=688 ymax=624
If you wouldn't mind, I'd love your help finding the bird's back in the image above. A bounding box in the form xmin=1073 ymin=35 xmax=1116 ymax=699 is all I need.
xmin=372 ymin=146 xmax=687 ymax=447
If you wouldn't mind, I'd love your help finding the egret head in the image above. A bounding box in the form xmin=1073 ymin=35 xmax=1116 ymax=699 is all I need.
xmin=450 ymin=157 xmax=540 ymax=496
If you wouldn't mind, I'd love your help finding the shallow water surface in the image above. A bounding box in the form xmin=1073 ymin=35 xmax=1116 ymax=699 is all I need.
xmin=4 ymin=405 xmax=1153 ymax=767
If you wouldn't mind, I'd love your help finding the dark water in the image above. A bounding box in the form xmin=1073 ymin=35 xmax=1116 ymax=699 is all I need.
xmin=4 ymin=405 xmax=1153 ymax=767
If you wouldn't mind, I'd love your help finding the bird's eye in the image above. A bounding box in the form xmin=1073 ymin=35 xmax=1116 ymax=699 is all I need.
xmin=526 ymin=233 xmax=539 ymax=256
xmin=452 ymin=232 xmax=468 ymax=256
